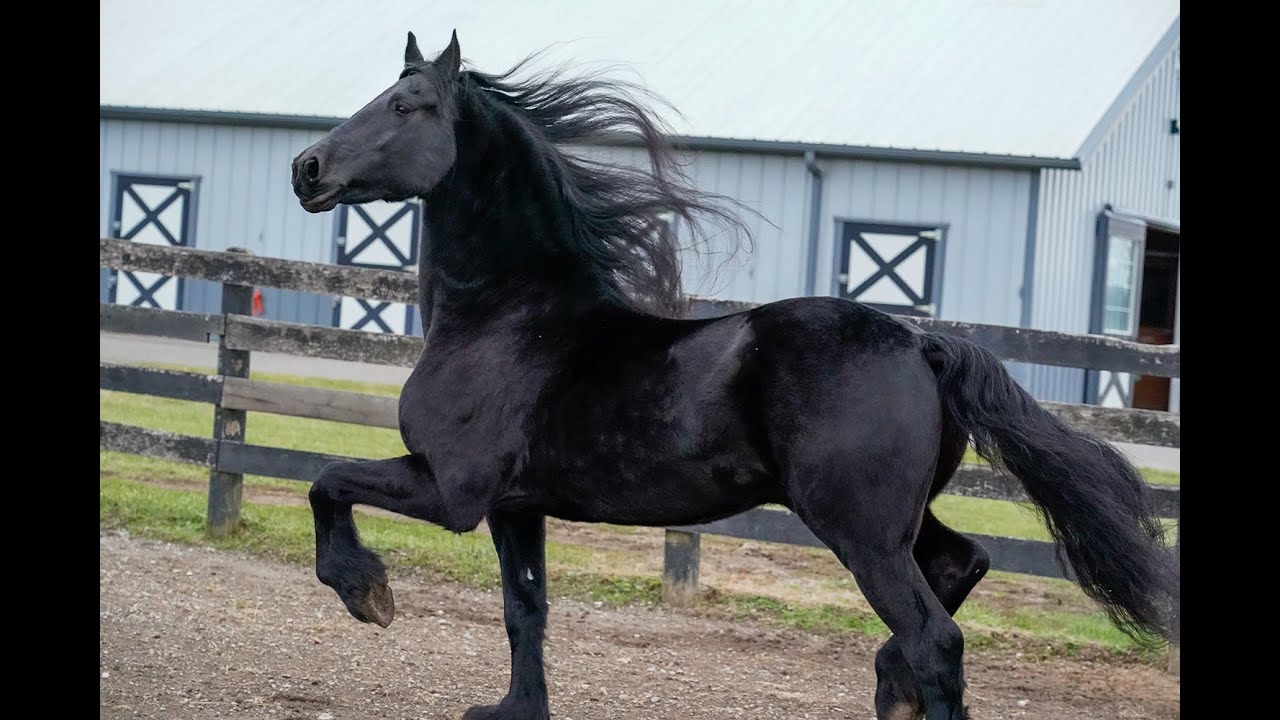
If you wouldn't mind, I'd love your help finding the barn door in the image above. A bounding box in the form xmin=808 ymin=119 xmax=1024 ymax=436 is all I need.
xmin=333 ymin=201 xmax=420 ymax=334
xmin=1087 ymin=210 xmax=1146 ymax=407
xmin=837 ymin=221 xmax=944 ymax=317
xmin=107 ymin=175 xmax=196 ymax=309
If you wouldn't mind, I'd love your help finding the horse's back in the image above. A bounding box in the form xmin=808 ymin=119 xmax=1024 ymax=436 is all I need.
xmin=743 ymin=295 xmax=923 ymax=359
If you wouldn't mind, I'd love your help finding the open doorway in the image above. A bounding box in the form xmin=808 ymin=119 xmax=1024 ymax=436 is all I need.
xmin=1132 ymin=228 xmax=1180 ymax=410
xmin=1088 ymin=209 xmax=1181 ymax=410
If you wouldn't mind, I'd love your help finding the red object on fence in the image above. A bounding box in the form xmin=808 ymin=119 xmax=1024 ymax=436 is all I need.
xmin=252 ymin=288 xmax=265 ymax=317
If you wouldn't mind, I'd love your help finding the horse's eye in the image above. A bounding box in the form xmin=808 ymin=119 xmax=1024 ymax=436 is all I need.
xmin=394 ymin=102 xmax=411 ymax=115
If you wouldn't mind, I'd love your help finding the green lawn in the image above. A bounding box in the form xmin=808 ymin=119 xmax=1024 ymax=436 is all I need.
xmin=101 ymin=365 xmax=405 ymax=492
xmin=960 ymin=449 xmax=1179 ymax=486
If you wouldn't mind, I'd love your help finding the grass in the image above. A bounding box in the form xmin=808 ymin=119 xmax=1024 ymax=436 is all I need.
xmin=98 ymin=473 xmax=658 ymax=605
xmin=99 ymin=475 xmax=1167 ymax=663
xmin=100 ymin=362 xmax=1177 ymax=663
xmin=717 ymin=593 xmax=890 ymax=637
xmin=932 ymin=494 xmax=1053 ymax=540
xmin=961 ymin=449 xmax=1179 ymax=486
xmin=100 ymin=364 xmax=406 ymax=493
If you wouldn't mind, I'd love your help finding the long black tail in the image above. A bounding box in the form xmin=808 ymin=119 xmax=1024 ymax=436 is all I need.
xmin=922 ymin=332 xmax=1177 ymax=643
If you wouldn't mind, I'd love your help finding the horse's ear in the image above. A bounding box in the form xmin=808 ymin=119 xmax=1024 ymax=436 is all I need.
xmin=405 ymin=31 xmax=425 ymax=66
xmin=435 ymin=30 xmax=461 ymax=81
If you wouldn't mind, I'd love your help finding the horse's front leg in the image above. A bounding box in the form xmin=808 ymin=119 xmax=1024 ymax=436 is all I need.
xmin=308 ymin=454 xmax=484 ymax=627
xmin=463 ymin=511 xmax=550 ymax=720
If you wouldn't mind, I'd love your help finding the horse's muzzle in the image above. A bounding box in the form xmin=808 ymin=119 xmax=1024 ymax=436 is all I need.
xmin=291 ymin=149 xmax=342 ymax=212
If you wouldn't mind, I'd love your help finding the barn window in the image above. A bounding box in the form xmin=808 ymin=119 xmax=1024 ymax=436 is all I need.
xmin=837 ymin=221 xmax=944 ymax=317
xmin=331 ymin=201 xmax=421 ymax=335
xmin=104 ymin=173 xmax=200 ymax=311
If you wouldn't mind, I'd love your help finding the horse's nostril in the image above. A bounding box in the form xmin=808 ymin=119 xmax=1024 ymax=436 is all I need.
xmin=304 ymin=156 xmax=321 ymax=181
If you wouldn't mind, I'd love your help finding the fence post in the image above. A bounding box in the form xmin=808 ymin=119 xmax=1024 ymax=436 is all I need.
xmin=1168 ymin=513 xmax=1180 ymax=675
xmin=207 ymin=247 xmax=255 ymax=537
xmin=662 ymin=529 xmax=701 ymax=606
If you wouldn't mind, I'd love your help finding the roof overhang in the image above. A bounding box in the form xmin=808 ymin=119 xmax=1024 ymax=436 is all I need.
xmin=99 ymin=105 xmax=1082 ymax=171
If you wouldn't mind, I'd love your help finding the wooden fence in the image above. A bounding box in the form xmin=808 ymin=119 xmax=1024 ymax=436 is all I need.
xmin=98 ymin=237 xmax=1180 ymax=671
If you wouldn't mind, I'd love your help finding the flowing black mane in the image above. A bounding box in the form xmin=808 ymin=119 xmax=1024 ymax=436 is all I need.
xmin=412 ymin=56 xmax=749 ymax=317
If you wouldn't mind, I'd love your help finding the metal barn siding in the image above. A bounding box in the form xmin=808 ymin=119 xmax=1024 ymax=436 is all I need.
xmin=581 ymin=149 xmax=1037 ymax=328
xmin=681 ymin=150 xmax=812 ymax=303
xmin=816 ymin=160 xmax=1034 ymax=328
xmin=574 ymin=148 xmax=1039 ymax=387
xmin=99 ymin=119 xmax=337 ymax=325
xmin=1028 ymin=37 xmax=1180 ymax=403
xmin=571 ymin=145 xmax=813 ymax=304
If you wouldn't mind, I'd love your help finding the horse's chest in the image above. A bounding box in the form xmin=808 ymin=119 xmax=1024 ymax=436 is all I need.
xmin=396 ymin=352 xmax=541 ymax=459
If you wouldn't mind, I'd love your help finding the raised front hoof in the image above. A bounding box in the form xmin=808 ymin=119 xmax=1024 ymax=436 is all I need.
xmin=345 ymin=578 xmax=395 ymax=628
xmin=461 ymin=700 xmax=549 ymax=720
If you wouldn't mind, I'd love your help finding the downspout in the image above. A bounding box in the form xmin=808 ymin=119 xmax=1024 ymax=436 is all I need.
xmin=802 ymin=150 xmax=824 ymax=296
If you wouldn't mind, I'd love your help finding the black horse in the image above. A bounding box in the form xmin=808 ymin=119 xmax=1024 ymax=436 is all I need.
xmin=291 ymin=31 xmax=1175 ymax=720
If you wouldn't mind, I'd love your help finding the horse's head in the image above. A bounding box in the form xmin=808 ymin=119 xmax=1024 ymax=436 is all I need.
xmin=292 ymin=31 xmax=461 ymax=213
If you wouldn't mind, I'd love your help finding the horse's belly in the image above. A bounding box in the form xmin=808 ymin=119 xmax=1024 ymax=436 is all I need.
xmin=536 ymin=452 xmax=781 ymax=526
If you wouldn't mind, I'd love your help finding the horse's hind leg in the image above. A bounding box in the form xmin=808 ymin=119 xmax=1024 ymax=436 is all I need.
xmin=875 ymin=432 xmax=989 ymax=720
xmin=463 ymin=511 xmax=550 ymax=720
xmin=784 ymin=383 xmax=969 ymax=718
xmin=874 ymin=512 xmax=990 ymax=720
xmin=792 ymin=486 xmax=970 ymax=720
xmin=308 ymin=454 xmax=479 ymax=627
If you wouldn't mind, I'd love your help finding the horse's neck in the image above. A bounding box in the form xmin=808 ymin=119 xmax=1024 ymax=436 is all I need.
xmin=415 ymin=108 xmax=600 ymax=334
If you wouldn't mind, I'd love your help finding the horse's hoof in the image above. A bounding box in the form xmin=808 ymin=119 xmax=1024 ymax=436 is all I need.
xmin=355 ymin=579 xmax=395 ymax=628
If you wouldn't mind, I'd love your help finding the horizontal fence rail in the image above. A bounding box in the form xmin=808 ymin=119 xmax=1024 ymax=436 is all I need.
xmin=100 ymin=241 xmax=1181 ymax=673
xmin=224 ymin=315 xmax=423 ymax=368
xmin=100 ymin=303 xmax=226 ymax=342
xmin=101 ymin=238 xmax=1180 ymax=377
xmin=671 ymin=508 xmax=1073 ymax=580
xmin=221 ymin=376 xmax=400 ymax=429
xmin=101 ymin=237 xmax=418 ymax=305
xmin=100 ymin=421 xmax=217 ymax=466
xmin=688 ymin=299 xmax=1181 ymax=377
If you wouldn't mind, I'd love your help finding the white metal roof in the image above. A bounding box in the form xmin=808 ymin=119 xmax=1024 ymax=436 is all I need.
xmin=100 ymin=0 xmax=1179 ymax=160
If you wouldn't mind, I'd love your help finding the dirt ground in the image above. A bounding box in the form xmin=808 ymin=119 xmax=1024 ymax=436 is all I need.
xmin=99 ymin=533 xmax=1179 ymax=719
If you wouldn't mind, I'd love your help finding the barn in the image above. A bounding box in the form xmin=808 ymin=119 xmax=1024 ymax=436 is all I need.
xmin=99 ymin=0 xmax=1180 ymax=410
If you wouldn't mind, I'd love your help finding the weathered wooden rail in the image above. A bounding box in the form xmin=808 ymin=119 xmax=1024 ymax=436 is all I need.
xmin=99 ymin=238 xmax=1181 ymax=671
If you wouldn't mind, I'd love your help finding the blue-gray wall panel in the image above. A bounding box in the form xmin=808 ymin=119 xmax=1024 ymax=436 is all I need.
xmin=100 ymin=119 xmax=334 ymax=323
xmin=817 ymin=160 xmax=1033 ymax=329
xmin=1029 ymin=40 xmax=1179 ymax=403
xmin=571 ymin=145 xmax=812 ymax=304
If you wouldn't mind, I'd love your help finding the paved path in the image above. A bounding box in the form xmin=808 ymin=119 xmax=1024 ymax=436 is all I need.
xmin=99 ymin=331 xmax=1178 ymax=472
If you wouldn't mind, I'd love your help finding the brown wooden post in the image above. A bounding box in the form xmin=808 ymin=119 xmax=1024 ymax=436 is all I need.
xmin=207 ymin=247 xmax=254 ymax=537
xmin=1168 ymin=513 xmax=1180 ymax=675
xmin=661 ymin=529 xmax=701 ymax=607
